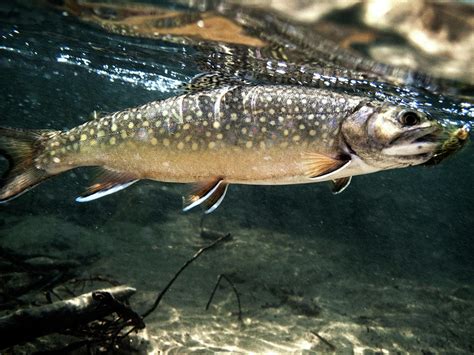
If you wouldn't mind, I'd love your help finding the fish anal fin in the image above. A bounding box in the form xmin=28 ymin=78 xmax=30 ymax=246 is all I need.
xmin=76 ymin=168 xmax=138 ymax=202
xmin=303 ymin=153 xmax=351 ymax=180
xmin=183 ymin=176 xmax=228 ymax=213
xmin=331 ymin=176 xmax=352 ymax=194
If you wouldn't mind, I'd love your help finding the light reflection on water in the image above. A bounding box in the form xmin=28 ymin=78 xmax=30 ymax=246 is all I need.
xmin=145 ymin=306 xmax=412 ymax=353
xmin=1 ymin=1 xmax=472 ymax=124
xmin=0 ymin=10 xmax=194 ymax=102
xmin=56 ymin=52 xmax=182 ymax=91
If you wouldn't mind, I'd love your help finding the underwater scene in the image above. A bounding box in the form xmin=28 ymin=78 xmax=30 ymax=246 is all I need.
xmin=0 ymin=0 xmax=473 ymax=353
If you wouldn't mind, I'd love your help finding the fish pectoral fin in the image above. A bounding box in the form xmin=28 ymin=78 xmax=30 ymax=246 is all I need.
xmin=179 ymin=72 xmax=251 ymax=93
xmin=303 ymin=153 xmax=351 ymax=180
xmin=76 ymin=168 xmax=139 ymax=202
xmin=182 ymin=177 xmax=228 ymax=214
xmin=331 ymin=176 xmax=352 ymax=194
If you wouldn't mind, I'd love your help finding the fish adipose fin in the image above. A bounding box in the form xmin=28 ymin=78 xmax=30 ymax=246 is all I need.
xmin=331 ymin=176 xmax=352 ymax=194
xmin=0 ymin=127 xmax=59 ymax=203
xmin=303 ymin=153 xmax=351 ymax=180
xmin=179 ymin=72 xmax=251 ymax=94
xmin=76 ymin=168 xmax=138 ymax=202
xmin=182 ymin=177 xmax=228 ymax=214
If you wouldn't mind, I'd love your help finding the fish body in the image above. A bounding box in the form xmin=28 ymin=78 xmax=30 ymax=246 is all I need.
xmin=0 ymin=83 xmax=468 ymax=212
xmin=41 ymin=86 xmax=361 ymax=184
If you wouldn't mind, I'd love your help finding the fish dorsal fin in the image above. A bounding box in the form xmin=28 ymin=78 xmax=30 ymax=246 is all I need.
xmin=303 ymin=153 xmax=351 ymax=180
xmin=182 ymin=177 xmax=228 ymax=214
xmin=76 ymin=168 xmax=139 ymax=202
xmin=179 ymin=72 xmax=251 ymax=94
xmin=331 ymin=176 xmax=352 ymax=194
xmin=88 ymin=110 xmax=103 ymax=120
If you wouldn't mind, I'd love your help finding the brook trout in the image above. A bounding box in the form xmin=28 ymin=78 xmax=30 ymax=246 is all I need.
xmin=0 ymin=79 xmax=468 ymax=213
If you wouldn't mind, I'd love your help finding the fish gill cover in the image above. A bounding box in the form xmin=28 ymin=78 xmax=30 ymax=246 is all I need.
xmin=0 ymin=0 xmax=473 ymax=353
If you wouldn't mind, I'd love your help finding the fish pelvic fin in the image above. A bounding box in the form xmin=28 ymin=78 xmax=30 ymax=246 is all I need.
xmin=0 ymin=126 xmax=60 ymax=203
xmin=76 ymin=168 xmax=139 ymax=202
xmin=303 ymin=153 xmax=351 ymax=180
xmin=182 ymin=177 xmax=228 ymax=214
xmin=331 ymin=176 xmax=352 ymax=194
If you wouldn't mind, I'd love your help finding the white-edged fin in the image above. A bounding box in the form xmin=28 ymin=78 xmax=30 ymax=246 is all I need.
xmin=76 ymin=180 xmax=138 ymax=202
xmin=0 ymin=183 xmax=42 ymax=204
xmin=183 ymin=177 xmax=225 ymax=212
xmin=76 ymin=167 xmax=139 ymax=203
xmin=331 ymin=176 xmax=352 ymax=195
xmin=303 ymin=153 xmax=351 ymax=181
xmin=204 ymin=183 xmax=228 ymax=214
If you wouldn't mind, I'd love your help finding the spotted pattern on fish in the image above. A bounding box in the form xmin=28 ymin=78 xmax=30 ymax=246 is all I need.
xmin=38 ymin=85 xmax=361 ymax=170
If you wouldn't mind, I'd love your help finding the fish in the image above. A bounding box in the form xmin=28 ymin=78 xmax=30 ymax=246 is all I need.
xmin=0 ymin=76 xmax=469 ymax=213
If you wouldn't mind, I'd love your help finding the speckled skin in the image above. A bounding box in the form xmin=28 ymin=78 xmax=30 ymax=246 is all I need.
xmin=39 ymin=85 xmax=366 ymax=185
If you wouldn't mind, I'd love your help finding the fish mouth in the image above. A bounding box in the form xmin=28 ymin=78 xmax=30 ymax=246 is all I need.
xmin=390 ymin=125 xmax=442 ymax=145
xmin=422 ymin=125 xmax=470 ymax=166
xmin=383 ymin=125 xmax=443 ymax=158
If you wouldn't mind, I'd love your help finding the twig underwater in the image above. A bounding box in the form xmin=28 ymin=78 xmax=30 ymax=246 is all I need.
xmin=0 ymin=230 xmax=239 ymax=352
xmin=141 ymin=232 xmax=232 ymax=319
xmin=199 ymin=214 xmax=234 ymax=240
xmin=0 ymin=286 xmax=136 ymax=349
xmin=104 ymin=231 xmax=235 ymax=351
xmin=206 ymin=273 xmax=243 ymax=323
xmin=310 ymin=330 xmax=337 ymax=351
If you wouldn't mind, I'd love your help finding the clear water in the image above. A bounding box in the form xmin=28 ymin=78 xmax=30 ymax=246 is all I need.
xmin=0 ymin=1 xmax=473 ymax=353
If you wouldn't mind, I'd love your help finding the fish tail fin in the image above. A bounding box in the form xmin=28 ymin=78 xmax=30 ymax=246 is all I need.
xmin=0 ymin=126 xmax=58 ymax=203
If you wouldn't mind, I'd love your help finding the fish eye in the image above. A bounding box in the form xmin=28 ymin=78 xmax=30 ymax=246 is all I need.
xmin=399 ymin=110 xmax=420 ymax=126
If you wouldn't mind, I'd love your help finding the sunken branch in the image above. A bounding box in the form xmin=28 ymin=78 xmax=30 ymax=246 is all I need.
xmin=0 ymin=286 xmax=136 ymax=349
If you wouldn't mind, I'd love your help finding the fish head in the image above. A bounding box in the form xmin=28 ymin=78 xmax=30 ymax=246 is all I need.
xmin=341 ymin=104 xmax=468 ymax=169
